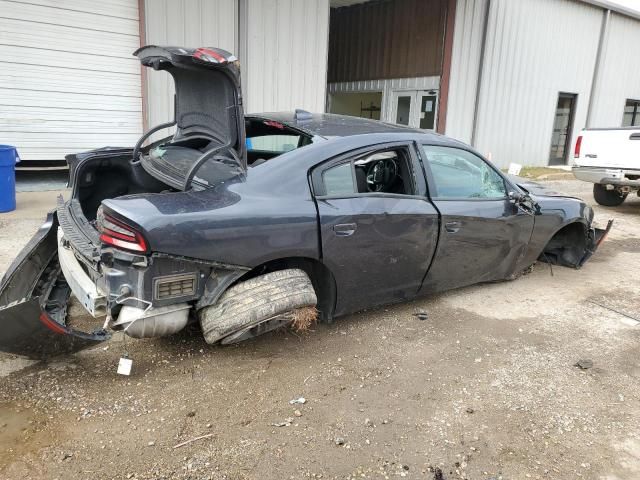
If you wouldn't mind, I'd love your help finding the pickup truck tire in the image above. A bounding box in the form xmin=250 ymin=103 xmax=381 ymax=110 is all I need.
xmin=199 ymin=268 xmax=317 ymax=345
xmin=593 ymin=184 xmax=627 ymax=206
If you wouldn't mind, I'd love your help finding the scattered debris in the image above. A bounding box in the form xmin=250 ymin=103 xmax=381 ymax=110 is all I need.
xmin=432 ymin=466 xmax=444 ymax=480
xmin=413 ymin=312 xmax=429 ymax=321
xmin=271 ymin=417 xmax=294 ymax=427
xmin=291 ymin=306 xmax=318 ymax=332
xmin=574 ymin=359 xmax=593 ymax=370
xmin=289 ymin=397 xmax=306 ymax=405
xmin=172 ymin=433 xmax=215 ymax=449
xmin=334 ymin=437 xmax=345 ymax=446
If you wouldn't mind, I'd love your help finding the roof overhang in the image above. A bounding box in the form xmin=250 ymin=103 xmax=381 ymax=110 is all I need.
xmin=331 ymin=0 xmax=640 ymax=21
xmin=582 ymin=0 xmax=640 ymax=21
xmin=330 ymin=0 xmax=371 ymax=7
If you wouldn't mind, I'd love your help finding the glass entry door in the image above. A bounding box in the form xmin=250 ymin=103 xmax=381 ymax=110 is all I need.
xmin=390 ymin=90 xmax=438 ymax=130
xmin=549 ymin=93 xmax=577 ymax=165
xmin=391 ymin=91 xmax=413 ymax=126
xmin=417 ymin=91 xmax=437 ymax=130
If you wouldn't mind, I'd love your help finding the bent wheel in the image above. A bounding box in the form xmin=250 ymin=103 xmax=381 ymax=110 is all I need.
xmin=198 ymin=269 xmax=317 ymax=345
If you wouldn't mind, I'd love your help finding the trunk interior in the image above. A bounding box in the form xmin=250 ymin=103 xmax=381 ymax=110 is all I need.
xmin=71 ymin=153 xmax=174 ymax=222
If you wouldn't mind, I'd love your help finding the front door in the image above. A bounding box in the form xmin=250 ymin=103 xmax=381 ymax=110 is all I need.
xmin=312 ymin=144 xmax=439 ymax=316
xmin=418 ymin=144 xmax=535 ymax=294
xmin=390 ymin=90 xmax=438 ymax=130
xmin=549 ymin=93 xmax=577 ymax=165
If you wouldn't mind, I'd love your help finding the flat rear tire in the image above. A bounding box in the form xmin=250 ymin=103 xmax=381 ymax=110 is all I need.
xmin=198 ymin=268 xmax=317 ymax=345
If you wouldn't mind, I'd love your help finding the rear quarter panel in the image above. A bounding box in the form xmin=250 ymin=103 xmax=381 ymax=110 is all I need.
xmin=103 ymin=186 xmax=320 ymax=267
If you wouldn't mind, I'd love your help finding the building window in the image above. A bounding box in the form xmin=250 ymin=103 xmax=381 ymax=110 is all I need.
xmin=623 ymin=99 xmax=640 ymax=127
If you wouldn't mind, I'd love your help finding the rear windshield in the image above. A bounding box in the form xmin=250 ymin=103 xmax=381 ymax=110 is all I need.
xmin=145 ymin=137 xmax=244 ymax=188
xmin=142 ymin=118 xmax=313 ymax=189
xmin=245 ymin=118 xmax=313 ymax=166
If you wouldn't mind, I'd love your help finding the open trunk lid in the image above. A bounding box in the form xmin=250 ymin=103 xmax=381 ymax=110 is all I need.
xmin=134 ymin=46 xmax=247 ymax=189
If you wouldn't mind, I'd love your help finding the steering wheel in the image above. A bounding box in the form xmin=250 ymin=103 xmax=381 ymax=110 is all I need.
xmin=366 ymin=159 xmax=398 ymax=192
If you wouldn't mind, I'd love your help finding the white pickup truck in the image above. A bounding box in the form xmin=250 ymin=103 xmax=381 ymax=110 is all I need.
xmin=573 ymin=127 xmax=640 ymax=206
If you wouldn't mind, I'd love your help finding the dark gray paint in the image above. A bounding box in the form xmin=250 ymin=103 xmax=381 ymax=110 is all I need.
xmin=0 ymin=115 xmax=609 ymax=357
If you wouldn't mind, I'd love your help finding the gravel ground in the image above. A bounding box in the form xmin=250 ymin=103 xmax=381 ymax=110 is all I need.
xmin=0 ymin=181 xmax=639 ymax=480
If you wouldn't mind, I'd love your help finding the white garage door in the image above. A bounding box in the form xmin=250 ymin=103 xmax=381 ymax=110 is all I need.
xmin=0 ymin=0 xmax=142 ymax=164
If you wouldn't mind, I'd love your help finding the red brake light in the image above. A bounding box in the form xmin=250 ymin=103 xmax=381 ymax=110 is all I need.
xmin=574 ymin=135 xmax=583 ymax=158
xmin=97 ymin=211 xmax=147 ymax=253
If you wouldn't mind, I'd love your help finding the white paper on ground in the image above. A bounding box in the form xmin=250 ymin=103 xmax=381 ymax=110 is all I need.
xmin=507 ymin=163 xmax=522 ymax=175
xmin=117 ymin=357 xmax=133 ymax=376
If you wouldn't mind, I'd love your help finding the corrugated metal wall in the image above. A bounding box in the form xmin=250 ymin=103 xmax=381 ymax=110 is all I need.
xmin=328 ymin=76 xmax=440 ymax=122
xmin=444 ymin=0 xmax=486 ymax=144
xmin=242 ymin=0 xmax=329 ymax=113
xmin=0 ymin=0 xmax=141 ymax=162
xmin=447 ymin=0 xmax=603 ymax=167
xmin=327 ymin=0 xmax=447 ymax=83
xmin=144 ymin=0 xmax=237 ymax=139
xmin=589 ymin=12 xmax=640 ymax=127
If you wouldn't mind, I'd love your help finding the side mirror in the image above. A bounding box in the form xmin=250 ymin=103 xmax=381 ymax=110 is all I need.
xmin=509 ymin=191 xmax=540 ymax=215
xmin=508 ymin=191 xmax=526 ymax=203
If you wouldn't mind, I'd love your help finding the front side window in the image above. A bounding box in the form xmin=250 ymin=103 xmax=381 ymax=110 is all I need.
xmin=422 ymin=145 xmax=506 ymax=199
xmin=318 ymin=148 xmax=415 ymax=197
xmin=623 ymin=99 xmax=640 ymax=127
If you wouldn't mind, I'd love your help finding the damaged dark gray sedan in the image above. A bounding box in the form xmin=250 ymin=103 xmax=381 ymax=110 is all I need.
xmin=0 ymin=46 xmax=612 ymax=358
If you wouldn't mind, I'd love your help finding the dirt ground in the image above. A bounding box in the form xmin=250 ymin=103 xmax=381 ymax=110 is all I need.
xmin=0 ymin=181 xmax=639 ymax=480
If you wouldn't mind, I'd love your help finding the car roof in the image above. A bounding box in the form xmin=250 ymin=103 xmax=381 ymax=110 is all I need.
xmin=249 ymin=111 xmax=443 ymax=140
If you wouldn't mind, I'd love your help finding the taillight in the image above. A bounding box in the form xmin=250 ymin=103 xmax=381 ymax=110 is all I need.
xmin=574 ymin=135 xmax=583 ymax=158
xmin=97 ymin=208 xmax=148 ymax=253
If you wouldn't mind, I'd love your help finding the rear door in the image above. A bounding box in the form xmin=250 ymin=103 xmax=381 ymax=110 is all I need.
xmin=313 ymin=143 xmax=439 ymax=316
xmin=418 ymin=145 xmax=535 ymax=294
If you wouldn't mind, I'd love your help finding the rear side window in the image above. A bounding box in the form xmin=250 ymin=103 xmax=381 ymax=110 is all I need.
xmin=422 ymin=145 xmax=506 ymax=199
xmin=323 ymin=163 xmax=355 ymax=196
xmin=317 ymin=147 xmax=416 ymax=197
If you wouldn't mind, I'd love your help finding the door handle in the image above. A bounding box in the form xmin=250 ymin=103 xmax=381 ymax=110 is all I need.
xmin=444 ymin=221 xmax=461 ymax=233
xmin=333 ymin=223 xmax=357 ymax=237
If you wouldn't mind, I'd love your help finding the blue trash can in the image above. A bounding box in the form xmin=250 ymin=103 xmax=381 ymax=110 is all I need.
xmin=0 ymin=145 xmax=19 ymax=213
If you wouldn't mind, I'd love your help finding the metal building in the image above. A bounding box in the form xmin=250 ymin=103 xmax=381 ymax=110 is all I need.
xmin=2 ymin=0 xmax=639 ymax=168
xmin=446 ymin=0 xmax=640 ymax=167
xmin=1 ymin=0 xmax=329 ymax=165
xmin=328 ymin=0 xmax=640 ymax=167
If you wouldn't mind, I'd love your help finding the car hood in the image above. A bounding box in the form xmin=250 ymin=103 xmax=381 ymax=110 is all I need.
xmin=510 ymin=175 xmax=578 ymax=199
xmin=134 ymin=45 xmax=247 ymax=172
